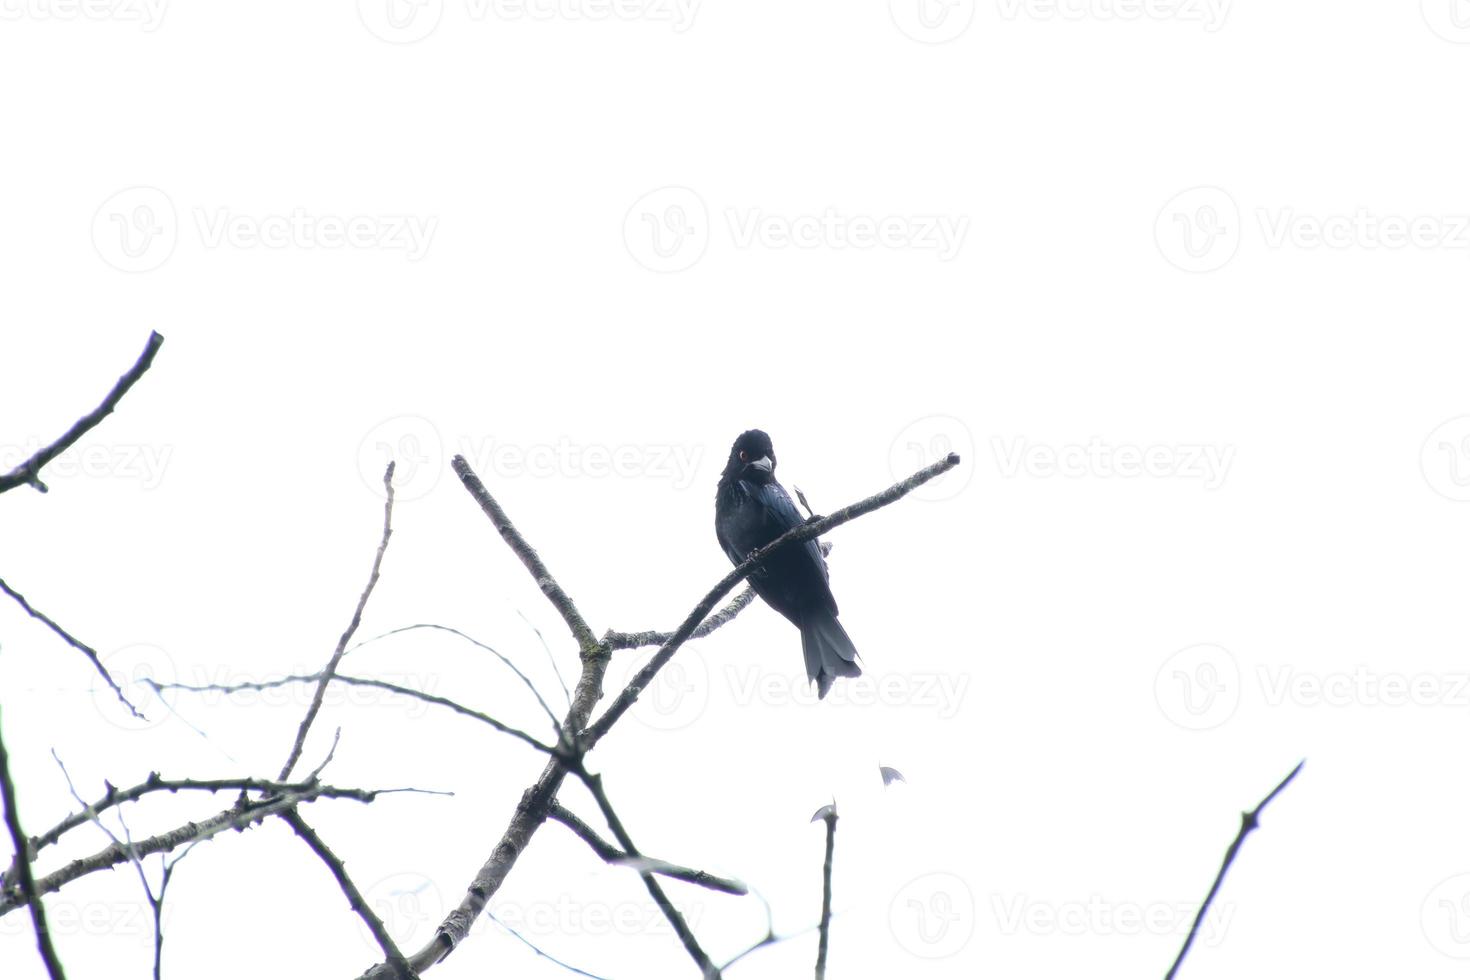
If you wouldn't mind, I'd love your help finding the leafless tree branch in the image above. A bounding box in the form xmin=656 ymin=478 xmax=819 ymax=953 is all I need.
xmin=601 ymin=586 xmax=758 ymax=652
xmin=1165 ymin=759 xmax=1305 ymax=980
xmin=0 ymin=711 xmax=68 ymax=978
xmin=0 ymin=576 xmax=142 ymax=719
xmin=279 ymin=461 xmax=397 ymax=782
xmin=0 ymin=330 xmax=164 ymax=495
xmin=354 ymin=450 xmax=961 ymax=979
xmin=451 ymin=454 xmax=599 ymax=655
xmin=547 ymin=801 xmax=747 ymax=896
xmin=279 ymin=809 xmax=416 ymax=979
xmin=812 ymin=804 xmax=837 ymax=980
xmin=487 ymin=911 xmax=612 ymax=980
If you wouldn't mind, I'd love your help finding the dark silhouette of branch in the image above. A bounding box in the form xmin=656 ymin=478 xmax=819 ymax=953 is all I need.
xmin=153 ymin=673 xmax=561 ymax=759
xmin=602 ymin=586 xmax=758 ymax=651
xmin=0 ymin=330 xmax=164 ymax=495
xmin=585 ymin=451 xmax=962 ymax=745
xmin=349 ymin=623 xmax=563 ymax=735
xmin=570 ymin=765 xmax=719 ymax=978
xmin=0 ymin=575 xmax=142 ymax=719
xmin=547 ymin=801 xmax=747 ymax=896
xmin=0 ymin=782 xmax=416 ymax=916
xmin=487 ymin=911 xmax=612 ymax=980
xmin=452 ymin=455 xmax=599 ymax=654
xmin=0 ymin=710 xmax=68 ymax=978
xmin=7 ymin=773 xmax=436 ymax=885
xmin=280 ymin=461 xmax=397 ymax=781
xmin=812 ymin=804 xmax=837 ymax=980
xmin=280 ymin=809 xmax=415 ymax=979
xmin=1165 ymin=760 xmax=1305 ymax=980
xmin=355 ymin=450 xmax=960 ymax=978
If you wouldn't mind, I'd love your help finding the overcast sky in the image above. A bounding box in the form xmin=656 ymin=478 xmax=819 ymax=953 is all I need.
xmin=4 ymin=3 xmax=1470 ymax=979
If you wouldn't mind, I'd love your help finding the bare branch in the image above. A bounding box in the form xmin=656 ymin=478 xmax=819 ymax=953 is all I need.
xmin=154 ymin=673 xmax=561 ymax=760
xmin=1165 ymin=760 xmax=1305 ymax=980
xmin=585 ymin=451 xmax=962 ymax=745
xmin=601 ymin=586 xmax=758 ymax=652
xmin=0 ymin=711 xmax=68 ymax=978
xmin=280 ymin=809 xmax=415 ymax=979
xmin=350 ymin=623 xmax=563 ymax=736
xmin=280 ymin=461 xmax=397 ymax=782
xmin=812 ymin=804 xmax=837 ymax=980
xmin=451 ymin=455 xmax=598 ymax=654
xmin=0 ymin=783 xmax=414 ymax=917
xmin=571 ymin=766 xmax=719 ymax=978
xmin=548 ymin=801 xmax=747 ymax=896
xmin=0 ymin=575 xmax=142 ymax=719
xmin=0 ymin=330 xmax=164 ymax=495
xmin=357 ymin=451 xmax=960 ymax=978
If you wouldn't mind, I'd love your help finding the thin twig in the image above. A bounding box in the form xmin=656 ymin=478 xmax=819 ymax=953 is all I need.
xmin=487 ymin=911 xmax=612 ymax=980
xmin=1164 ymin=760 xmax=1305 ymax=980
xmin=0 ymin=710 xmax=68 ymax=978
xmin=348 ymin=622 xmax=562 ymax=736
xmin=0 ymin=576 xmax=142 ymax=719
xmin=585 ymin=451 xmax=962 ymax=744
xmin=280 ymin=809 xmax=415 ymax=979
xmin=516 ymin=608 xmax=573 ymax=708
xmin=813 ymin=804 xmax=837 ymax=980
xmin=279 ymin=461 xmax=397 ymax=781
xmin=152 ymin=673 xmax=561 ymax=760
xmin=601 ymin=587 xmax=758 ymax=651
xmin=571 ymin=766 xmax=719 ymax=979
xmin=0 ymin=330 xmax=164 ymax=495
xmin=0 ymin=784 xmax=419 ymax=916
xmin=548 ymin=801 xmax=747 ymax=896
xmin=452 ymin=455 xmax=599 ymax=654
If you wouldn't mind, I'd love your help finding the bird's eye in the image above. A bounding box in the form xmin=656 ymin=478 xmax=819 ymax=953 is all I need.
xmin=738 ymin=451 xmax=748 ymax=461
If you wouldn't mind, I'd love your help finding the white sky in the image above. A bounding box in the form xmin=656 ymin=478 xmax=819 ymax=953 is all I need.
xmin=4 ymin=3 xmax=1470 ymax=978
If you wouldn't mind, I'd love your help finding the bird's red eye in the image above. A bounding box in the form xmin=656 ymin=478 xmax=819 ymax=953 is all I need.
xmin=738 ymin=450 xmax=748 ymax=461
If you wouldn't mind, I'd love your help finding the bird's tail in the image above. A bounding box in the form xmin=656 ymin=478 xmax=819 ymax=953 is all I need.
xmin=800 ymin=611 xmax=862 ymax=699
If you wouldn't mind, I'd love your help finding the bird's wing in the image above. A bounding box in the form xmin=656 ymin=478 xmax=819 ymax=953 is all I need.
xmin=752 ymin=480 xmax=832 ymax=584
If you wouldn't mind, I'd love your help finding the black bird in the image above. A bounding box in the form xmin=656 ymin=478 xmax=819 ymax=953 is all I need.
xmin=715 ymin=430 xmax=861 ymax=698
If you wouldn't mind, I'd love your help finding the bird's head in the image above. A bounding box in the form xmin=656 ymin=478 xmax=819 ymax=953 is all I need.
xmin=722 ymin=429 xmax=777 ymax=484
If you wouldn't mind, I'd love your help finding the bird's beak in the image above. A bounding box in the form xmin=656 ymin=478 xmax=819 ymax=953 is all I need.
xmin=748 ymin=456 xmax=773 ymax=473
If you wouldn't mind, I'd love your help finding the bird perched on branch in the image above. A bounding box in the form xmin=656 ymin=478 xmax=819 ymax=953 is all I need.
xmin=715 ymin=429 xmax=861 ymax=698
